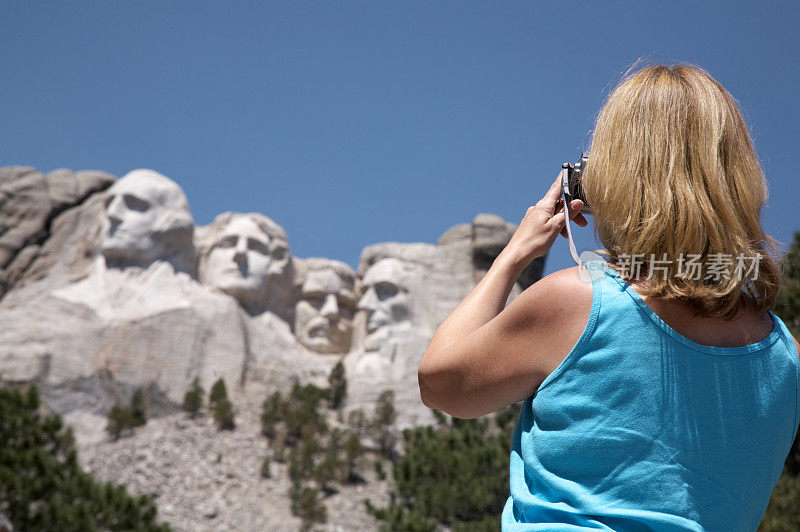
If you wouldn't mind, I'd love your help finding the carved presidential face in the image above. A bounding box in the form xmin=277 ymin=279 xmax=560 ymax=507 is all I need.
xmin=295 ymin=268 xmax=356 ymax=354
xmin=471 ymin=214 xmax=513 ymax=280
xmin=357 ymin=258 xmax=411 ymax=351
xmin=101 ymin=169 xmax=193 ymax=268
xmin=200 ymin=216 xmax=289 ymax=305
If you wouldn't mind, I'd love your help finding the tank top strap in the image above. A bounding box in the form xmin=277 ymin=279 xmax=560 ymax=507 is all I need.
xmin=598 ymin=260 xmax=785 ymax=356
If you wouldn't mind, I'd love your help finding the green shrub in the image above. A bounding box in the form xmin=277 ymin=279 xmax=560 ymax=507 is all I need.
xmin=327 ymin=360 xmax=347 ymax=409
xmin=261 ymin=391 xmax=282 ymax=440
xmin=130 ymin=388 xmax=147 ymax=427
xmin=208 ymin=378 xmax=228 ymax=407
xmin=762 ymin=230 xmax=800 ymax=529
xmin=106 ymin=403 xmax=137 ymax=441
xmin=290 ymin=481 xmax=327 ymax=526
xmin=0 ymin=385 xmax=171 ymax=531
xmin=343 ymin=431 xmax=365 ymax=483
xmin=283 ymin=378 xmax=328 ymax=446
xmin=181 ymin=378 xmax=204 ymax=419
xmin=260 ymin=456 xmax=272 ymax=479
xmin=366 ymin=405 xmax=520 ymax=530
xmin=371 ymin=390 xmax=397 ymax=459
xmin=213 ymin=398 xmax=235 ymax=431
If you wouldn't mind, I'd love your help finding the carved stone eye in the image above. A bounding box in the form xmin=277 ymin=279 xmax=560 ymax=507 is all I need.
xmin=123 ymin=193 xmax=150 ymax=212
xmin=248 ymin=239 xmax=270 ymax=255
xmin=375 ymin=282 xmax=399 ymax=301
xmin=304 ymin=293 xmax=325 ymax=309
xmin=272 ymin=247 xmax=287 ymax=262
xmin=214 ymin=235 xmax=238 ymax=249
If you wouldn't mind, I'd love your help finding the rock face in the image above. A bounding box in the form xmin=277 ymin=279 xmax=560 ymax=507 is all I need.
xmin=0 ymin=166 xmax=114 ymax=297
xmin=0 ymin=167 xmax=547 ymax=432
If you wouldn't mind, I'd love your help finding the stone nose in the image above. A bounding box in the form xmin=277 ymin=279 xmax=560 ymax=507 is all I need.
xmin=357 ymin=287 xmax=378 ymax=313
xmin=105 ymin=195 xmax=125 ymax=224
xmin=320 ymin=294 xmax=339 ymax=318
xmin=233 ymin=238 xmax=247 ymax=263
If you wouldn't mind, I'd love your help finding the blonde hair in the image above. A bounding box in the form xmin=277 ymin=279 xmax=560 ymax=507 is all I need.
xmin=583 ymin=62 xmax=783 ymax=319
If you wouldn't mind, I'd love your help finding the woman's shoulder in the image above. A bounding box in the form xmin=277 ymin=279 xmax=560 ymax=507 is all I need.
xmin=512 ymin=266 xmax=596 ymax=382
xmin=516 ymin=266 xmax=594 ymax=323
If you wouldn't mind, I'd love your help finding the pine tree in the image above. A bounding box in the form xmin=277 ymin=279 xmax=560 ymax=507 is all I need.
xmin=106 ymin=403 xmax=136 ymax=441
xmin=365 ymin=406 xmax=518 ymax=530
xmin=371 ymin=390 xmax=398 ymax=459
xmin=762 ymin=230 xmax=800 ymax=529
xmin=327 ymin=360 xmax=347 ymax=409
xmin=0 ymin=385 xmax=171 ymax=531
xmin=273 ymin=443 xmax=287 ymax=464
xmin=314 ymin=428 xmax=346 ymax=493
xmin=130 ymin=388 xmax=147 ymax=427
xmin=208 ymin=378 xmax=228 ymax=407
xmin=283 ymin=378 xmax=328 ymax=446
xmin=775 ymin=230 xmax=800 ymax=338
xmin=213 ymin=398 xmax=235 ymax=431
xmin=289 ymin=481 xmax=327 ymax=526
xmin=288 ymin=437 xmax=319 ymax=483
xmin=347 ymin=408 xmax=367 ymax=438
xmin=182 ymin=377 xmax=204 ymax=419
xmin=260 ymin=456 xmax=272 ymax=479
xmin=261 ymin=391 xmax=282 ymax=440
xmin=343 ymin=431 xmax=365 ymax=483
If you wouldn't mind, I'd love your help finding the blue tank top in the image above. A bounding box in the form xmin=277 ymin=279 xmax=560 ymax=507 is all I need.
xmin=501 ymin=260 xmax=799 ymax=531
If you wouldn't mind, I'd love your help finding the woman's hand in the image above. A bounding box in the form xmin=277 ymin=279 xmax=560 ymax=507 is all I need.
xmin=501 ymin=172 xmax=588 ymax=268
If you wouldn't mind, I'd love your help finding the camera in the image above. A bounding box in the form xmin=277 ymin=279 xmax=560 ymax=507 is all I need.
xmin=561 ymin=152 xmax=592 ymax=216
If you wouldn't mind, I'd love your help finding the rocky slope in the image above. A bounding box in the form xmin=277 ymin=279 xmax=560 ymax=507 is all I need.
xmin=77 ymin=395 xmax=392 ymax=531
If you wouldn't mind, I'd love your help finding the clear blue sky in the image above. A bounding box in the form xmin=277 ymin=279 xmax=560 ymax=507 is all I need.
xmin=2 ymin=1 xmax=798 ymax=275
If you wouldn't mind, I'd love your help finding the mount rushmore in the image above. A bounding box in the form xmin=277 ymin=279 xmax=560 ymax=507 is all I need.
xmin=0 ymin=166 xmax=546 ymax=433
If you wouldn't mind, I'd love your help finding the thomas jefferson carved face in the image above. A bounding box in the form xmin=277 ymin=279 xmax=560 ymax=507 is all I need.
xmin=198 ymin=213 xmax=291 ymax=311
xmin=101 ymin=169 xmax=193 ymax=269
xmin=295 ymin=266 xmax=356 ymax=354
xmin=357 ymin=258 xmax=411 ymax=351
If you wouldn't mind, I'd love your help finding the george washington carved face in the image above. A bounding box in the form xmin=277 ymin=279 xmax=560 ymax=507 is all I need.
xmin=101 ymin=169 xmax=194 ymax=270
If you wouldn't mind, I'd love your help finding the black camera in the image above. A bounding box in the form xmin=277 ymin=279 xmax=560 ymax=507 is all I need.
xmin=561 ymin=152 xmax=591 ymax=216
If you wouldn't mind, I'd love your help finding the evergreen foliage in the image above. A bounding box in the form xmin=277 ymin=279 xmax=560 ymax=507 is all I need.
xmin=313 ymin=428 xmax=346 ymax=493
xmin=373 ymin=459 xmax=386 ymax=481
xmin=106 ymin=403 xmax=137 ymax=441
xmin=288 ymin=437 xmax=320 ymax=483
xmin=775 ymin=230 xmax=800 ymax=339
xmin=259 ymin=378 xmax=366 ymax=525
xmin=181 ymin=378 xmax=204 ymax=419
xmin=105 ymin=389 xmax=147 ymax=441
xmin=347 ymin=408 xmax=367 ymax=438
xmin=130 ymin=388 xmax=147 ymax=427
xmin=272 ymin=442 xmax=287 ymax=463
xmin=289 ymin=481 xmax=327 ymax=527
xmin=343 ymin=430 xmax=366 ymax=483
xmin=327 ymin=360 xmax=347 ymax=409
xmin=371 ymin=390 xmax=398 ymax=459
xmin=213 ymin=398 xmax=236 ymax=431
xmin=208 ymin=378 xmax=228 ymax=407
xmin=283 ymin=378 xmax=329 ymax=446
xmin=762 ymin=230 xmax=800 ymax=530
xmin=0 ymin=385 xmax=171 ymax=531
xmin=365 ymin=403 xmax=521 ymax=531
xmin=260 ymin=390 xmax=282 ymax=440
xmin=260 ymin=456 xmax=271 ymax=479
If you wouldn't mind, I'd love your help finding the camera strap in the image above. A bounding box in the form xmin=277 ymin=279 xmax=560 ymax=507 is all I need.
xmin=560 ymin=166 xmax=583 ymax=267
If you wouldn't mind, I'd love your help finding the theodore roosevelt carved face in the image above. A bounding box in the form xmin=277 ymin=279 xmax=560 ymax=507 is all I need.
xmin=101 ymin=169 xmax=194 ymax=271
xmin=294 ymin=260 xmax=356 ymax=354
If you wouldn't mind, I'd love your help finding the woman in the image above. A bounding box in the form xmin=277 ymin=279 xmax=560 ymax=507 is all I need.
xmin=417 ymin=63 xmax=800 ymax=530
